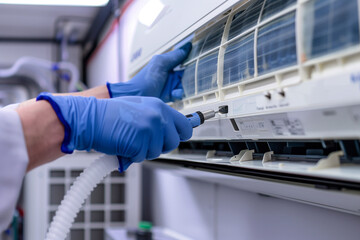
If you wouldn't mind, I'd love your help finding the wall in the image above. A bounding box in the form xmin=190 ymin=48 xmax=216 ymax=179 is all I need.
xmin=86 ymin=0 xmax=144 ymax=87
xmin=86 ymin=20 xmax=121 ymax=87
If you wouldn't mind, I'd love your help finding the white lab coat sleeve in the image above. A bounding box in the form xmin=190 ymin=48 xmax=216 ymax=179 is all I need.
xmin=0 ymin=108 xmax=28 ymax=231
xmin=1 ymin=103 xmax=19 ymax=110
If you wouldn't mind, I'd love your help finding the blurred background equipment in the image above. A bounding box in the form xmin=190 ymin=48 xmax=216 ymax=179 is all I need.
xmin=0 ymin=1 xmax=142 ymax=240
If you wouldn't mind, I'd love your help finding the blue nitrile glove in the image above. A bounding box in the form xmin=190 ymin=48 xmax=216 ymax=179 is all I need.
xmin=107 ymin=42 xmax=192 ymax=102
xmin=36 ymin=93 xmax=193 ymax=171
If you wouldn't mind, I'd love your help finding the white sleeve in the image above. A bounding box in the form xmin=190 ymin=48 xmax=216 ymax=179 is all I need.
xmin=0 ymin=108 xmax=29 ymax=231
xmin=1 ymin=103 xmax=19 ymax=111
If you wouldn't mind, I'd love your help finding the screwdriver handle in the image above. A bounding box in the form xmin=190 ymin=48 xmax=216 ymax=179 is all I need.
xmin=186 ymin=111 xmax=205 ymax=128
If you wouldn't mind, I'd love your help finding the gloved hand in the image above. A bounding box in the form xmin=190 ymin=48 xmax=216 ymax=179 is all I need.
xmin=37 ymin=93 xmax=193 ymax=171
xmin=107 ymin=42 xmax=192 ymax=102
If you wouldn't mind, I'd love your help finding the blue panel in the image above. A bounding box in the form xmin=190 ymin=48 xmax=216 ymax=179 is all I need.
xmin=182 ymin=63 xmax=196 ymax=97
xmin=307 ymin=0 xmax=359 ymax=58
xmin=261 ymin=0 xmax=297 ymax=20
xmin=257 ymin=12 xmax=297 ymax=74
xmin=197 ymin=51 xmax=219 ymax=93
xmin=223 ymin=33 xmax=254 ymax=86
xmin=201 ymin=19 xmax=227 ymax=54
xmin=228 ymin=0 xmax=264 ymax=40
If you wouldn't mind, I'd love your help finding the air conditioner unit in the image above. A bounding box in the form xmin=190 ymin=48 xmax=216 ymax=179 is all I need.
xmin=129 ymin=0 xmax=360 ymax=215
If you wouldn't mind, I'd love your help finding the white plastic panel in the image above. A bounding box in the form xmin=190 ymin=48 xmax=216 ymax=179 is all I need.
xmin=183 ymin=69 xmax=360 ymax=140
xmin=129 ymin=0 xmax=241 ymax=74
xmin=216 ymin=184 xmax=360 ymax=240
xmin=148 ymin=167 xmax=216 ymax=240
xmin=145 ymin=162 xmax=360 ymax=240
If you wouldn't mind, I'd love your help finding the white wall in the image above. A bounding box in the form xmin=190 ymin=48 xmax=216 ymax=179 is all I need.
xmin=86 ymin=0 xmax=144 ymax=87
xmin=144 ymin=165 xmax=360 ymax=240
xmin=86 ymin=21 xmax=121 ymax=87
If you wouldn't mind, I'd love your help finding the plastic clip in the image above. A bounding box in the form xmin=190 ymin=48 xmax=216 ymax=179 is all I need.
xmin=230 ymin=149 xmax=254 ymax=162
xmin=262 ymin=151 xmax=274 ymax=164
xmin=309 ymin=151 xmax=343 ymax=171
xmin=206 ymin=150 xmax=216 ymax=159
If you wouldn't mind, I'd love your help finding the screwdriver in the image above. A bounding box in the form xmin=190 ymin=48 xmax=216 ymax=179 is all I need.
xmin=117 ymin=108 xmax=221 ymax=172
xmin=186 ymin=105 xmax=228 ymax=128
xmin=118 ymin=105 xmax=228 ymax=172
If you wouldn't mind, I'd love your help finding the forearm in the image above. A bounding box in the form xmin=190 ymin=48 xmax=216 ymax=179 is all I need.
xmin=18 ymin=85 xmax=110 ymax=108
xmin=16 ymin=100 xmax=65 ymax=171
xmin=57 ymin=85 xmax=110 ymax=98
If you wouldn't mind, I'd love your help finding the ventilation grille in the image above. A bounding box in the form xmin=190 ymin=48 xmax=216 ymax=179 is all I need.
xmin=178 ymin=139 xmax=360 ymax=164
xmin=48 ymin=169 xmax=126 ymax=240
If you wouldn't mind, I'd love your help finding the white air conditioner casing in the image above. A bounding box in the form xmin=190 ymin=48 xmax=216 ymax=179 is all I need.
xmin=129 ymin=0 xmax=360 ymax=216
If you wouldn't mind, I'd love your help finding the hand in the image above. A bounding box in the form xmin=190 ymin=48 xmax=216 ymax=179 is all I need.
xmin=107 ymin=43 xmax=192 ymax=102
xmin=36 ymin=93 xmax=193 ymax=170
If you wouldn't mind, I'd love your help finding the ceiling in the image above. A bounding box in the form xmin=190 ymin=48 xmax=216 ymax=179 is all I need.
xmin=0 ymin=4 xmax=100 ymax=41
